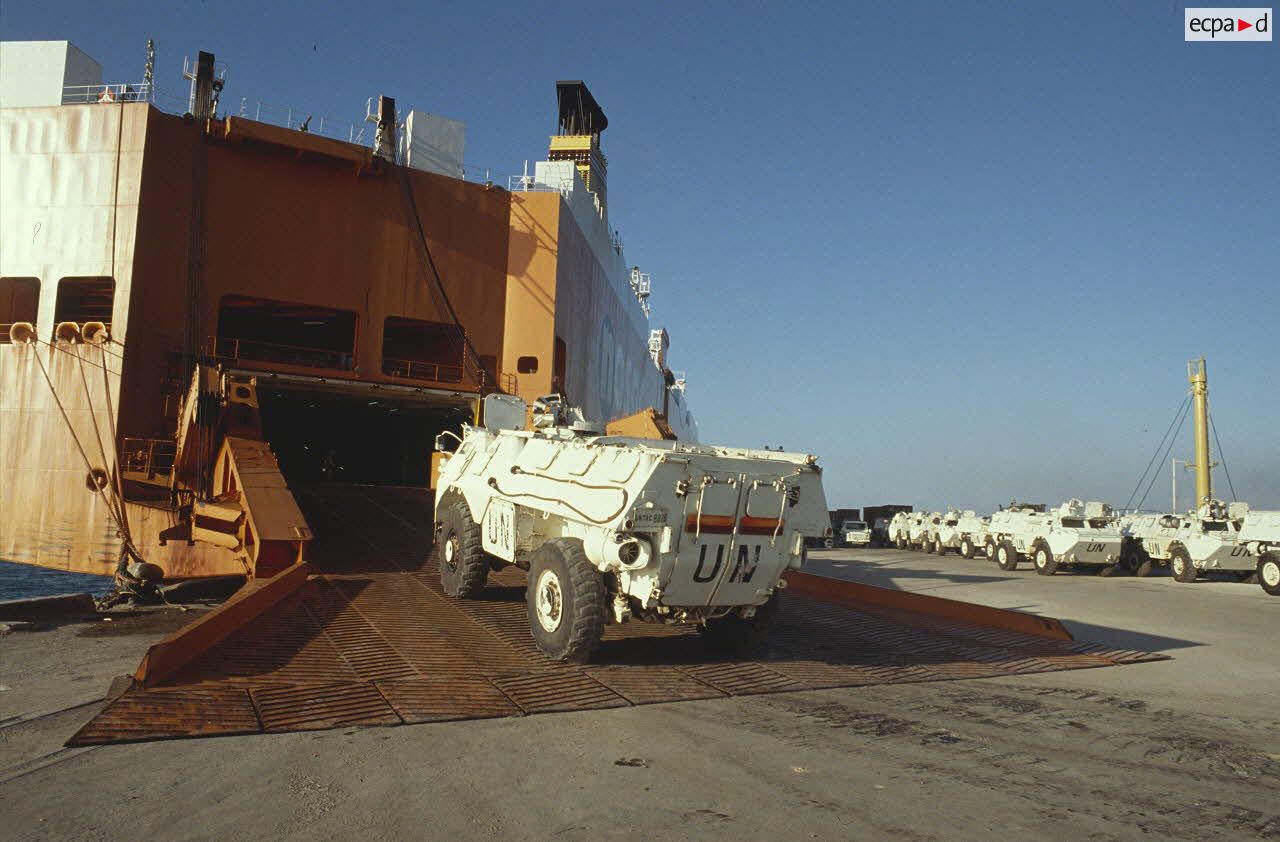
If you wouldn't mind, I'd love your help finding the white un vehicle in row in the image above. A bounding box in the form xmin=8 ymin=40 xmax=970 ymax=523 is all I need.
xmin=985 ymin=500 xmax=1122 ymax=575
xmin=432 ymin=396 xmax=831 ymax=662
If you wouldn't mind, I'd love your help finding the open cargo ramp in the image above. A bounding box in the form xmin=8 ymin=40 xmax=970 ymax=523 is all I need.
xmin=70 ymin=484 xmax=1166 ymax=745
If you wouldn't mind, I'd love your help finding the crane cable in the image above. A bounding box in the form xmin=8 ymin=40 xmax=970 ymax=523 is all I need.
xmin=1135 ymin=399 xmax=1191 ymax=513
xmin=1123 ymin=394 xmax=1190 ymax=513
xmin=1209 ymin=412 xmax=1237 ymax=502
xmin=396 ymin=167 xmax=489 ymax=387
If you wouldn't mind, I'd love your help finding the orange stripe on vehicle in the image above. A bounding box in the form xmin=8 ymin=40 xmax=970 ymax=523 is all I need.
xmin=739 ymin=516 xmax=783 ymax=535
xmin=684 ymin=514 xmax=735 ymax=533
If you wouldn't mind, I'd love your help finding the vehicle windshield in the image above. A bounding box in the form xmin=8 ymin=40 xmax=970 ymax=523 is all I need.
xmin=1201 ymin=521 xmax=1229 ymax=532
xmin=1061 ymin=518 xmax=1086 ymax=528
xmin=843 ymin=522 xmax=866 ymax=530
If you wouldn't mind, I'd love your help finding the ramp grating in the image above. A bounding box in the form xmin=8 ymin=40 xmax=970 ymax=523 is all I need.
xmin=67 ymin=486 xmax=1169 ymax=746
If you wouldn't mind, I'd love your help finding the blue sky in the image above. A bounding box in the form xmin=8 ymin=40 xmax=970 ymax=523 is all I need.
xmin=3 ymin=0 xmax=1276 ymax=513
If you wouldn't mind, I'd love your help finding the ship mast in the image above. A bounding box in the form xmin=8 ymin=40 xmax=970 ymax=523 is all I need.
xmin=1186 ymin=357 xmax=1213 ymax=507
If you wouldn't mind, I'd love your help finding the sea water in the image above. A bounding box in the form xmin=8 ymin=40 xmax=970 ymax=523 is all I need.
xmin=0 ymin=559 xmax=112 ymax=601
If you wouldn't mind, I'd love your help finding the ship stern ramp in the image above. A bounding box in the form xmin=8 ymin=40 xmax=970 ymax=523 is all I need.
xmin=70 ymin=522 xmax=1166 ymax=744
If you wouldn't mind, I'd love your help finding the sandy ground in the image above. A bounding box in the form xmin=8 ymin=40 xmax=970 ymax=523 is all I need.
xmin=1 ymin=548 xmax=1276 ymax=841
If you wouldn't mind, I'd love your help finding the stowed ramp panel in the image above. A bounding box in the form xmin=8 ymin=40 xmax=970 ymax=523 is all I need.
xmin=70 ymin=485 xmax=1166 ymax=746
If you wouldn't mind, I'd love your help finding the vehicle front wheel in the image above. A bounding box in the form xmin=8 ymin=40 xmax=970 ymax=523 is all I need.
xmin=526 ymin=538 xmax=606 ymax=663
xmin=996 ymin=541 xmax=1020 ymax=571
xmin=1258 ymin=552 xmax=1280 ymax=596
xmin=960 ymin=537 xmax=976 ymax=559
xmin=985 ymin=538 xmax=997 ymax=561
xmin=895 ymin=535 xmax=907 ymax=550
xmin=921 ymin=537 xmax=935 ymax=554
xmin=437 ymin=500 xmax=489 ymax=598
xmin=1032 ymin=543 xmax=1057 ymax=576
xmin=1170 ymin=546 xmax=1197 ymax=583
xmin=935 ymin=538 xmax=947 ymax=557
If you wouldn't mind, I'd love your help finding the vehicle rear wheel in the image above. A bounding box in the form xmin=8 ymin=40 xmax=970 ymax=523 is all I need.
xmin=437 ymin=500 xmax=489 ymax=598
xmin=822 ymin=537 xmax=835 ymax=549
xmin=699 ymin=593 xmax=779 ymax=650
xmin=1032 ymin=543 xmax=1057 ymax=576
xmin=526 ymin=538 xmax=606 ymax=663
xmin=921 ymin=537 xmax=935 ymax=554
xmin=1170 ymin=546 xmax=1197 ymax=583
xmin=960 ymin=537 xmax=976 ymax=559
xmin=1135 ymin=559 xmax=1157 ymax=578
xmin=1258 ymin=552 xmax=1280 ymax=596
xmin=935 ymin=538 xmax=947 ymax=556
xmin=996 ymin=541 xmax=1020 ymax=571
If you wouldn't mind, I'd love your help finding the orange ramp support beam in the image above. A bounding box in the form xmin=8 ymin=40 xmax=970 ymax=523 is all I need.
xmin=783 ymin=570 xmax=1074 ymax=642
xmin=134 ymin=562 xmax=313 ymax=687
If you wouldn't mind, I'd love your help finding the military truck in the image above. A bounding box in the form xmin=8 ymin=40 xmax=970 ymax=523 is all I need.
xmin=1237 ymin=509 xmax=1280 ymax=596
xmin=841 ymin=520 xmax=872 ymax=547
xmin=986 ymin=500 xmax=1122 ymax=575
xmin=1122 ymin=500 xmax=1251 ymax=583
xmin=932 ymin=509 xmax=990 ymax=558
xmin=432 ymin=396 xmax=831 ymax=662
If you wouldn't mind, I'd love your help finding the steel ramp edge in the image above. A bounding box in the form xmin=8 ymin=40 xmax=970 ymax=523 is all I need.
xmin=132 ymin=562 xmax=314 ymax=688
xmin=783 ymin=570 xmax=1073 ymax=641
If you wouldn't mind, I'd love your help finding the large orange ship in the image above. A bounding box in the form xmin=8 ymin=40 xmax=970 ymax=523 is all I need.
xmin=0 ymin=43 xmax=696 ymax=583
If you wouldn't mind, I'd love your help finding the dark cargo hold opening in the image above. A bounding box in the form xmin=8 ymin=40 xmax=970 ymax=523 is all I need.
xmin=251 ymin=376 xmax=475 ymax=487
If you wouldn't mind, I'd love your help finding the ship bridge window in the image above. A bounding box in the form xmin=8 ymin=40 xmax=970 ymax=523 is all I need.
xmin=1 ymin=277 xmax=40 ymax=344
xmin=216 ymin=295 xmax=356 ymax=371
xmin=53 ymin=277 xmax=113 ymax=333
xmin=381 ymin=317 xmax=465 ymax=384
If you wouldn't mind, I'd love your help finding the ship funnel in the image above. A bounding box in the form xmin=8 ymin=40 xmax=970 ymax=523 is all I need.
xmin=82 ymin=321 xmax=111 ymax=345
xmin=55 ymin=322 xmax=83 ymax=344
xmin=8 ymin=322 xmax=37 ymax=345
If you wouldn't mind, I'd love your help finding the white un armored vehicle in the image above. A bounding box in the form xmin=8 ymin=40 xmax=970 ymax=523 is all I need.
xmin=432 ymin=396 xmax=831 ymax=662
xmin=909 ymin=512 xmax=941 ymax=551
xmin=1234 ymin=508 xmax=1280 ymax=596
xmin=888 ymin=511 xmax=914 ymax=549
xmin=1121 ymin=500 xmax=1251 ymax=583
xmin=932 ymin=509 xmax=990 ymax=558
xmin=987 ymin=500 xmax=1122 ymax=575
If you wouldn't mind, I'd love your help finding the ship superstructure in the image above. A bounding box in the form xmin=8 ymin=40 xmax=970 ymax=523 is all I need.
xmin=0 ymin=42 xmax=695 ymax=581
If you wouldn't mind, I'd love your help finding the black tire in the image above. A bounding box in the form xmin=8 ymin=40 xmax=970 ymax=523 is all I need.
xmin=935 ymin=538 xmax=948 ymax=557
xmin=822 ymin=537 xmax=835 ymax=549
xmin=437 ymin=500 xmax=489 ymax=598
xmin=996 ymin=541 xmax=1020 ymax=571
xmin=895 ymin=535 xmax=907 ymax=550
xmin=1097 ymin=565 xmax=1118 ymax=577
xmin=526 ymin=538 xmax=606 ymax=663
xmin=1032 ymin=542 xmax=1057 ymax=576
xmin=1258 ymin=552 xmax=1280 ymax=596
xmin=699 ymin=594 xmax=779 ymax=651
xmin=1170 ymin=546 xmax=1197 ymax=583
xmin=1123 ymin=542 xmax=1151 ymax=576
xmin=960 ymin=537 xmax=976 ymax=560
xmin=1135 ymin=559 xmax=1156 ymax=578
xmin=920 ymin=537 xmax=935 ymax=554
xmin=985 ymin=538 xmax=997 ymax=561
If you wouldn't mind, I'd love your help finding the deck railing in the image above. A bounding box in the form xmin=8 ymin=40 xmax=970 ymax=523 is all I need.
xmin=381 ymin=356 xmax=465 ymax=384
xmin=121 ymin=437 xmax=176 ymax=484
xmin=215 ymin=336 xmax=355 ymax=372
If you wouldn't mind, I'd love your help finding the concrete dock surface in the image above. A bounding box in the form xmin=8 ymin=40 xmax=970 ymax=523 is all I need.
xmin=2 ymin=547 xmax=1276 ymax=841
